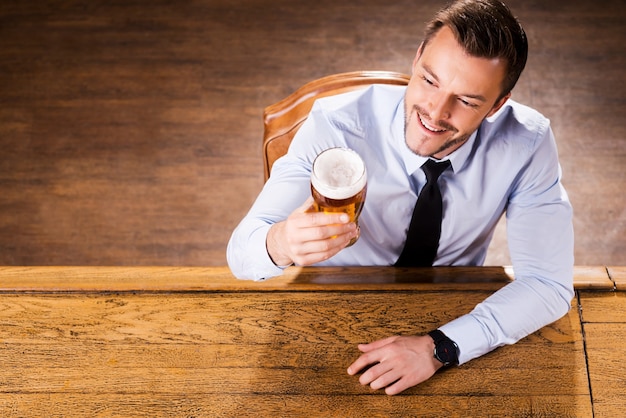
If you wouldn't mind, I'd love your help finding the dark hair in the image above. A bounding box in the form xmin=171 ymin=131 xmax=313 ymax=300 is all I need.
xmin=423 ymin=0 xmax=528 ymax=99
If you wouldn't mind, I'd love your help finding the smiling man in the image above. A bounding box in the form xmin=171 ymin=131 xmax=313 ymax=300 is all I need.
xmin=405 ymin=26 xmax=511 ymax=159
xmin=228 ymin=0 xmax=574 ymax=395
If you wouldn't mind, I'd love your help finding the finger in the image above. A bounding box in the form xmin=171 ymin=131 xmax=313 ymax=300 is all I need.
xmin=287 ymin=212 xmax=351 ymax=238
xmin=301 ymin=211 xmax=351 ymax=228
xmin=290 ymin=221 xmax=356 ymax=252
xmin=313 ymin=222 xmax=357 ymax=242
xmin=348 ymin=338 xmax=396 ymax=375
xmin=359 ymin=361 xmax=393 ymax=387
xmin=347 ymin=352 xmax=378 ymax=376
xmin=384 ymin=377 xmax=413 ymax=396
xmin=290 ymin=232 xmax=356 ymax=267
xmin=291 ymin=198 xmax=351 ymax=226
xmin=299 ymin=197 xmax=348 ymax=223
xmin=384 ymin=355 xmax=438 ymax=395
xmin=297 ymin=196 xmax=316 ymax=213
xmin=357 ymin=336 xmax=398 ymax=353
xmin=294 ymin=224 xmax=355 ymax=250
xmin=369 ymin=367 xmax=404 ymax=392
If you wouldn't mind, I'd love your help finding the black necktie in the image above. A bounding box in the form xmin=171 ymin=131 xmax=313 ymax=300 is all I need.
xmin=395 ymin=159 xmax=451 ymax=267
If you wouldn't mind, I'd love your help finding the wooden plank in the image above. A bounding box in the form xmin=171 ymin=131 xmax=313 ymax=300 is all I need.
xmin=0 ymin=292 xmax=588 ymax=405
xmin=582 ymin=323 xmax=626 ymax=418
xmin=0 ymin=292 xmax=583 ymax=347
xmin=0 ymin=394 xmax=593 ymax=418
xmin=0 ymin=266 xmax=515 ymax=293
xmin=571 ymin=265 xmax=614 ymax=290
xmin=0 ymin=300 xmax=586 ymax=374
xmin=0 ymin=265 xmax=616 ymax=292
xmin=578 ymin=291 xmax=626 ymax=323
xmin=608 ymin=266 xmax=626 ymax=291
xmin=0 ymin=266 xmax=236 ymax=292
xmin=0 ymin=364 xmax=589 ymax=397
xmin=0 ymin=336 xmax=583 ymax=373
xmin=0 ymin=292 xmax=509 ymax=345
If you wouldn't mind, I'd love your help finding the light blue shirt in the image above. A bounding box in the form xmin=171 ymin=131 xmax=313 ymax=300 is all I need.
xmin=227 ymin=85 xmax=574 ymax=364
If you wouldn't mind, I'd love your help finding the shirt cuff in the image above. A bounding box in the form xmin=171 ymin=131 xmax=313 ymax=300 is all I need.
xmin=438 ymin=314 xmax=490 ymax=365
xmin=246 ymin=225 xmax=289 ymax=280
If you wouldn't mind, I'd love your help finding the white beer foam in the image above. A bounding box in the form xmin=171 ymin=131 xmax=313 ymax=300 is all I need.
xmin=311 ymin=148 xmax=366 ymax=200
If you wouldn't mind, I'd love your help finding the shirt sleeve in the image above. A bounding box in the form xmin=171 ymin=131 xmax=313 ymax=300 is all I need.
xmin=440 ymin=124 xmax=575 ymax=364
xmin=226 ymin=102 xmax=347 ymax=280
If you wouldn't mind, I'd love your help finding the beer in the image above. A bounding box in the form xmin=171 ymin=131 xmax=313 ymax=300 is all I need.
xmin=310 ymin=147 xmax=367 ymax=246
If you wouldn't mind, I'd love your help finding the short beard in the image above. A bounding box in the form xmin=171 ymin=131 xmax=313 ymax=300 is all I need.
xmin=404 ymin=103 xmax=469 ymax=158
xmin=425 ymin=133 xmax=470 ymax=158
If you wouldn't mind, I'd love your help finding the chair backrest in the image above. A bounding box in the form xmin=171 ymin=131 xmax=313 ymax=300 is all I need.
xmin=262 ymin=70 xmax=411 ymax=181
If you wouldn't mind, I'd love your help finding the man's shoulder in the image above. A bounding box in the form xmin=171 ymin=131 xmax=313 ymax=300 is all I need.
xmin=481 ymin=99 xmax=551 ymax=149
xmin=313 ymin=84 xmax=406 ymax=113
xmin=485 ymin=99 xmax=550 ymax=131
xmin=307 ymin=84 xmax=405 ymax=136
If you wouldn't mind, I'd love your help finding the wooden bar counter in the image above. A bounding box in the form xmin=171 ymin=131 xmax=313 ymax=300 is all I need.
xmin=0 ymin=266 xmax=622 ymax=417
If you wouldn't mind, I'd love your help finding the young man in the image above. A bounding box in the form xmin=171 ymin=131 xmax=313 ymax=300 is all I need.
xmin=227 ymin=0 xmax=574 ymax=395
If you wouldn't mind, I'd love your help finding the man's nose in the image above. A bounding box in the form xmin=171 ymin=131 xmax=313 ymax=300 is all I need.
xmin=427 ymin=93 xmax=452 ymax=121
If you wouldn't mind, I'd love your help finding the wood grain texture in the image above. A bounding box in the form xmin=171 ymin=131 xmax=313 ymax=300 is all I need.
xmin=570 ymin=266 xmax=614 ymax=290
xmin=579 ymin=291 xmax=626 ymax=418
xmin=0 ymin=394 xmax=593 ymax=418
xmin=0 ymin=265 xmax=513 ymax=293
xmin=579 ymin=291 xmax=626 ymax=323
xmin=0 ymin=265 xmax=615 ymax=293
xmin=583 ymin=323 xmax=626 ymax=418
xmin=0 ymin=285 xmax=592 ymax=416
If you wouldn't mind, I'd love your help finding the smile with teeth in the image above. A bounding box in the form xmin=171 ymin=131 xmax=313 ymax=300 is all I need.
xmin=418 ymin=113 xmax=447 ymax=133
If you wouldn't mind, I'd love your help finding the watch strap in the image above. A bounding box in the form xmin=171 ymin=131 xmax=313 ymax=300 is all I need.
xmin=428 ymin=329 xmax=449 ymax=344
xmin=428 ymin=329 xmax=459 ymax=367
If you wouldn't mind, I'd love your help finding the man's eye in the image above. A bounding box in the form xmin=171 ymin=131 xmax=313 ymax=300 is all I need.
xmin=422 ymin=76 xmax=434 ymax=85
xmin=460 ymin=98 xmax=477 ymax=108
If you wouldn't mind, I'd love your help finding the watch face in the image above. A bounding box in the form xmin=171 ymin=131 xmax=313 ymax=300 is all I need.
xmin=435 ymin=340 xmax=458 ymax=366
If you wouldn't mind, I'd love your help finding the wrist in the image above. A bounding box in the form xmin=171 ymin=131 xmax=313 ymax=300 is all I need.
xmin=427 ymin=329 xmax=459 ymax=367
xmin=266 ymin=223 xmax=293 ymax=267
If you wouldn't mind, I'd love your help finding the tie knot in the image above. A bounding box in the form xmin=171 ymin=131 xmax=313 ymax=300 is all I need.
xmin=422 ymin=159 xmax=451 ymax=183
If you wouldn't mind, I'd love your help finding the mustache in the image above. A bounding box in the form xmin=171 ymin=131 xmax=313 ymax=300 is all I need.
xmin=412 ymin=105 xmax=457 ymax=133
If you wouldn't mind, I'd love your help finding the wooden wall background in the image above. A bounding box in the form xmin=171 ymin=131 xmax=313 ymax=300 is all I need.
xmin=0 ymin=0 xmax=624 ymax=267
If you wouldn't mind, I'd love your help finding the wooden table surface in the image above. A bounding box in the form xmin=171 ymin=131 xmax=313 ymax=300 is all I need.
xmin=0 ymin=266 xmax=623 ymax=417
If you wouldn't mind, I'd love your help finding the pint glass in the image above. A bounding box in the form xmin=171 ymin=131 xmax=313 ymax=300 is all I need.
xmin=310 ymin=147 xmax=367 ymax=246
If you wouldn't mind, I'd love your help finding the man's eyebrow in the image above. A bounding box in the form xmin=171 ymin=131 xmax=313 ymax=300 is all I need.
xmin=463 ymin=92 xmax=488 ymax=102
xmin=422 ymin=64 xmax=440 ymax=83
xmin=421 ymin=63 xmax=488 ymax=103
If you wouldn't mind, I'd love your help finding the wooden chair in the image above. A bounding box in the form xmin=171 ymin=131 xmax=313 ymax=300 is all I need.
xmin=262 ymin=70 xmax=411 ymax=181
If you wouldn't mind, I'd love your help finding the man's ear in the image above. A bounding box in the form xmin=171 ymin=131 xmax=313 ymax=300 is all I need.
xmin=486 ymin=92 xmax=511 ymax=118
xmin=411 ymin=42 xmax=425 ymax=74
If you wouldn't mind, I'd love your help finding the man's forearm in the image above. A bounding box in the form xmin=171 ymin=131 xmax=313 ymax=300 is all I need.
xmin=440 ymin=274 xmax=573 ymax=364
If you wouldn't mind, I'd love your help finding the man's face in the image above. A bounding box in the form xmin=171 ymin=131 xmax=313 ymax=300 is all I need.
xmin=404 ymin=25 xmax=510 ymax=159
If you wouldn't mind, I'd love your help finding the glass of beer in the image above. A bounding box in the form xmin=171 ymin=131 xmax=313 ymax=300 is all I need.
xmin=310 ymin=147 xmax=367 ymax=246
